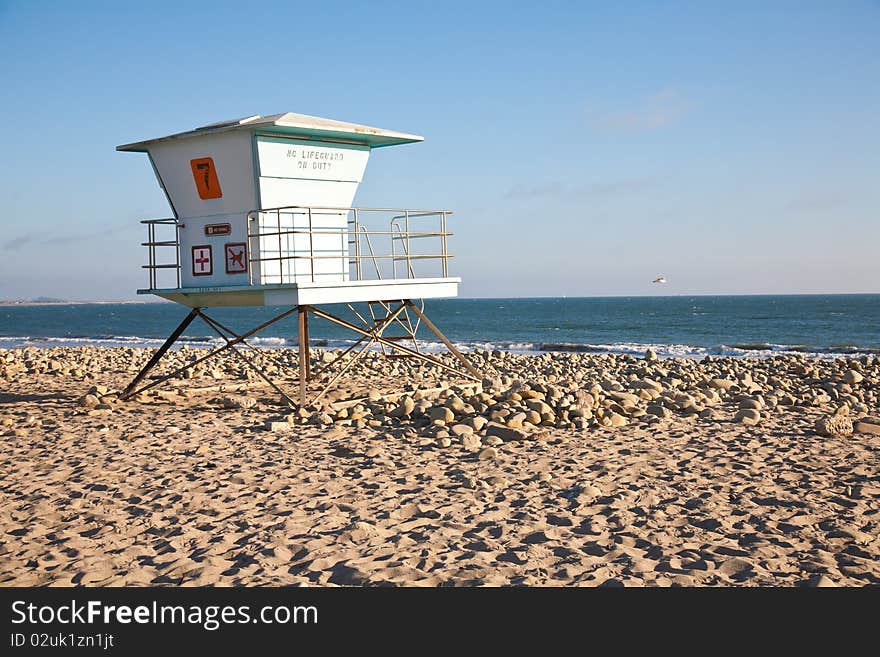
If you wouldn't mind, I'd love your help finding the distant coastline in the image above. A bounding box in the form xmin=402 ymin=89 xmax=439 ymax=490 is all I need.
xmin=0 ymin=300 xmax=159 ymax=307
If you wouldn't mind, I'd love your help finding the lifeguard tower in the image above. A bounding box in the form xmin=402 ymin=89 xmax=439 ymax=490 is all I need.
xmin=116 ymin=112 xmax=478 ymax=406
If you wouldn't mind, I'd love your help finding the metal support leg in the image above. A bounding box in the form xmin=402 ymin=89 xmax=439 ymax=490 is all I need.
xmin=406 ymin=301 xmax=481 ymax=379
xmin=121 ymin=306 xmax=299 ymax=400
xmin=302 ymin=309 xmax=310 ymax=381
xmin=308 ymin=305 xmax=479 ymax=381
xmin=298 ymin=306 xmax=309 ymax=406
xmin=307 ymin=301 xmax=410 ymax=407
xmin=119 ymin=308 xmax=199 ymax=400
xmin=198 ymin=311 xmax=296 ymax=406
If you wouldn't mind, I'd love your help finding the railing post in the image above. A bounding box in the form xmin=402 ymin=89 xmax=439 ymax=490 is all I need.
xmin=246 ymin=213 xmax=254 ymax=286
xmin=404 ymin=210 xmax=411 ymax=278
xmin=175 ymin=220 xmax=180 ymax=288
xmin=277 ymin=208 xmax=283 ymax=284
xmin=354 ymin=209 xmax=361 ymax=281
xmin=441 ymin=211 xmax=448 ymax=278
xmin=149 ymin=222 xmax=155 ymax=290
xmin=308 ymin=207 xmax=315 ymax=283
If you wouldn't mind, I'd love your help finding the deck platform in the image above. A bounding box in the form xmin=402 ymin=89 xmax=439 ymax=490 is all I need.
xmin=139 ymin=277 xmax=460 ymax=308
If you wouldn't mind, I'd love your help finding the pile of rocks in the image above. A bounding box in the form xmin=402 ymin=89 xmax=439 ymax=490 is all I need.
xmin=281 ymin=350 xmax=879 ymax=452
xmin=2 ymin=345 xmax=878 ymax=450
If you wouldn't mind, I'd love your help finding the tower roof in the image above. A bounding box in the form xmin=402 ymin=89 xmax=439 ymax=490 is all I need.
xmin=117 ymin=112 xmax=424 ymax=152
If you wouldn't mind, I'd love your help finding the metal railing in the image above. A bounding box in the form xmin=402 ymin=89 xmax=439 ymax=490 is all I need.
xmin=138 ymin=207 xmax=452 ymax=290
xmin=246 ymin=206 xmax=453 ymax=285
xmin=141 ymin=218 xmax=180 ymax=289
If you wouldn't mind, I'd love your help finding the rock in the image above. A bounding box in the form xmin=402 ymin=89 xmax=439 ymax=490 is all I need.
xmin=485 ymin=423 xmax=528 ymax=442
xmin=483 ymin=436 xmax=504 ymax=447
xmin=220 ymin=395 xmax=256 ymax=410
xmin=853 ymin=418 xmax=880 ymax=435
xmin=266 ymin=421 xmax=291 ymax=432
xmin=525 ymin=399 xmax=553 ymax=415
xmin=389 ymin=396 xmax=415 ymax=418
xmin=524 ymin=410 xmax=542 ymax=425
xmin=709 ymin=378 xmax=736 ymax=391
xmin=699 ymin=408 xmax=719 ymax=420
xmin=436 ymin=437 xmax=452 ymax=448
xmin=607 ymin=413 xmax=628 ymax=427
xmin=450 ymin=424 xmax=474 ymax=437
xmin=78 ymin=394 xmax=100 ymax=409
xmin=461 ymin=435 xmax=482 ymax=451
xmin=843 ymin=370 xmax=863 ymax=384
xmin=607 ymin=391 xmax=639 ymax=408
xmin=574 ymin=390 xmax=596 ymax=409
xmin=477 ymin=447 xmax=499 ymax=460
xmin=734 ymin=409 xmax=761 ymax=425
xmin=364 ymin=447 xmax=383 ymax=458
xmin=428 ymin=406 xmax=455 ymax=423
xmin=645 ymin=404 xmax=671 ymax=419
xmin=738 ymin=398 xmax=762 ymax=410
xmin=467 ymin=416 xmax=489 ymax=431
xmin=814 ymin=415 xmax=853 ymax=437
xmin=506 ymin=412 xmax=526 ymax=429
xmin=644 ymin=348 xmax=658 ymax=361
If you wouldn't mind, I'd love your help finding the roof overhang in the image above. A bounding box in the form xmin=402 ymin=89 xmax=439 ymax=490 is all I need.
xmin=117 ymin=112 xmax=424 ymax=152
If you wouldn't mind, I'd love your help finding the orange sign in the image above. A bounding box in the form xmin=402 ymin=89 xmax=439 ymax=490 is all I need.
xmin=190 ymin=157 xmax=222 ymax=199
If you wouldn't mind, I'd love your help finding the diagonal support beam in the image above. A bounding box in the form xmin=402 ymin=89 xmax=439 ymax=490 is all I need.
xmin=306 ymin=305 xmax=479 ymax=381
xmin=198 ymin=311 xmax=296 ymax=406
xmin=120 ymin=308 xmax=199 ymax=400
xmin=306 ymin=302 xmax=410 ymax=407
xmin=406 ymin=301 xmax=481 ymax=379
xmin=121 ymin=306 xmax=300 ymax=400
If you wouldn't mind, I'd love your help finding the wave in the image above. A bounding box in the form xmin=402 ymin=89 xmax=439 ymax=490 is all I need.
xmin=0 ymin=334 xmax=877 ymax=360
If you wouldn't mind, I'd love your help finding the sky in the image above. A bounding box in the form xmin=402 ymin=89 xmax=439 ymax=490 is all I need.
xmin=0 ymin=0 xmax=878 ymax=300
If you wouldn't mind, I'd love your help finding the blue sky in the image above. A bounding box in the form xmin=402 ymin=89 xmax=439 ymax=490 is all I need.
xmin=1 ymin=1 xmax=878 ymax=299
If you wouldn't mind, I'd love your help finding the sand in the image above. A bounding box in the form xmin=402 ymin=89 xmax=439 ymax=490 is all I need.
xmin=1 ymin=345 xmax=878 ymax=587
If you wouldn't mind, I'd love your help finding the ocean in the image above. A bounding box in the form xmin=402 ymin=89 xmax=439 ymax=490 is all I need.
xmin=0 ymin=295 xmax=878 ymax=359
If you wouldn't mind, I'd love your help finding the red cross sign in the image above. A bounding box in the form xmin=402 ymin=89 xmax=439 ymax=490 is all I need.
xmin=225 ymin=243 xmax=247 ymax=274
xmin=192 ymin=245 xmax=212 ymax=276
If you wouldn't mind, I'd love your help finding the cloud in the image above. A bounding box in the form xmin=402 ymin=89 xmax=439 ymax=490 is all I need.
xmin=2 ymin=225 xmax=131 ymax=251
xmin=588 ymin=89 xmax=691 ymax=135
xmin=2 ymin=235 xmax=40 ymax=251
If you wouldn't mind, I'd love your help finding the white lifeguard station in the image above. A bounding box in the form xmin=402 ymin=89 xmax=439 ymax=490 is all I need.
xmin=117 ymin=112 xmax=478 ymax=406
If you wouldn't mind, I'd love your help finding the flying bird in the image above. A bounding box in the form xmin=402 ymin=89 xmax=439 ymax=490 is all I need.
xmin=652 ymin=276 xmax=667 ymax=284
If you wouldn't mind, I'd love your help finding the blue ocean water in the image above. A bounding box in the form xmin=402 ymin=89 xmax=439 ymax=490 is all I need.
xmin=0 ymin=295 xmax=878 ymax=359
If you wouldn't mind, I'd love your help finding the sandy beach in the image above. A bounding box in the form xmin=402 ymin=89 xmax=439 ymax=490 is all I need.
xmin=1 ymin=345 xmax=878 ymax=587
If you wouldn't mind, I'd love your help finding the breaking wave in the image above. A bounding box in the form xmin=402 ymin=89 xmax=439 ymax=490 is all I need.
xmin=1 ymin=334 xmax=877 ymax=360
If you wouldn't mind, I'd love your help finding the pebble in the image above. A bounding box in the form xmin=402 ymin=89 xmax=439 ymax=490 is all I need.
xmin=814 ymin=415 xmax=853 ymax=437
xmin=461 ymin=435 xmax=482 ymax=451
xmin=843 ymin=370 xmax=863 ymax=384
xmin=485 ymin=423 xmax=529 ymax=442
xmin=854 ymin=419 xmax=880 ymax=435
xmin=477 ymin=447 xmax=499 ymax=460
xmin=734 ymin=409 xmax=761 ymax=425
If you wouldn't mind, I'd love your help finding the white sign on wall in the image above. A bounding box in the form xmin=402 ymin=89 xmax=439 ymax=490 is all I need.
xmin=257 ymin=137 xmax=369 ymax=182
